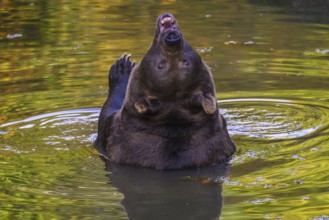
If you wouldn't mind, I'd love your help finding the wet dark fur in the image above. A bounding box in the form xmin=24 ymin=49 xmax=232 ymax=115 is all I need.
xmin=94 ymin=13 xmax=236 ymax=169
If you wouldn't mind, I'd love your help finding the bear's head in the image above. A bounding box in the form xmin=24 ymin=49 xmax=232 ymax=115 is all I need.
xmin=138 ymin=13 xmax=205 ymax=100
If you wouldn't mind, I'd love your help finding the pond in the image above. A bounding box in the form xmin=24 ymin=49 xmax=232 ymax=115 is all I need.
xmin=1 ymin=0 xmax=329 ymax=219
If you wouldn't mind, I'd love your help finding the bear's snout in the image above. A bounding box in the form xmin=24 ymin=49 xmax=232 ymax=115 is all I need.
xmin=165 ymin=30 xmax=181 ymax=46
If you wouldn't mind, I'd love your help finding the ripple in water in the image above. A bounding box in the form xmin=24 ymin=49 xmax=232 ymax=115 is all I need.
xmin=0 ymin=108 xmax=100 ymax=154
xmin=0 ymin=108 xmax=100 ymax=128
xmin=219 ymin=98 xmax=329 ymax=140
xmin=1 ymin=99 xmax=328 ymax=144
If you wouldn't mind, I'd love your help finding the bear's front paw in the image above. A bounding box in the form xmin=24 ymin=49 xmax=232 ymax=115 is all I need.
xmin=108 ymin=53 xmax=136 ymax=88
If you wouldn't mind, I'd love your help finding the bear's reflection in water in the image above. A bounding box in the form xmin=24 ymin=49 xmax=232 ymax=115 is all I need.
xmin=103 ymin=158 xmax=230 ymax=220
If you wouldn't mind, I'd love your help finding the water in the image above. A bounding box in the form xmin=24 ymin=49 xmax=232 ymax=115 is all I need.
xmin=1 ymin=0 xmax=329 ymax=219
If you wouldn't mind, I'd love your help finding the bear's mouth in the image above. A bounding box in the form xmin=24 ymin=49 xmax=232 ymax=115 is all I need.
xmin=159 ymin=14 xmax=176 ymax=32
xmin=158 ymin=13 xmax=182 ymax=46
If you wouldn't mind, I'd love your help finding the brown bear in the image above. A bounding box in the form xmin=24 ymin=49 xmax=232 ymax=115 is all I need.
xmin=94 ymin=13 xmax=236 ymax=169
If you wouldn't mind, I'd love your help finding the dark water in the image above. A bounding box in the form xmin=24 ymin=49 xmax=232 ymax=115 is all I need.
xmin=1 ymin=0 xmax=329 ymax=219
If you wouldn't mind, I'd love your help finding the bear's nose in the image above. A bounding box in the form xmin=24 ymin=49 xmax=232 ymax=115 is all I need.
xmin=165 ymin=30 xmax=181 ymax=45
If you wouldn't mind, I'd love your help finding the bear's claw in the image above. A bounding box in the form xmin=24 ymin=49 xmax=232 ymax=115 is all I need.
xmin=108 ymin=53 xmax=134 ymax=89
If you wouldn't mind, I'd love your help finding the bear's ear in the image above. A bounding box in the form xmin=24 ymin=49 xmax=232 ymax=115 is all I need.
xmin=193 ymin=93 xmax=217 ymax=114
xmin=134 ymin=101 xmax=148 ymax=114
xmin=134 ymin=96 xmax=160 ymax=114
xmin=201 ymin=94 xmax=217 ymax=114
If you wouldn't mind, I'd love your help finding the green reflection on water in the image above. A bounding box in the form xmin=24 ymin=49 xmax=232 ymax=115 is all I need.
xmin=1 ymin=0 xmax=329 ymax=219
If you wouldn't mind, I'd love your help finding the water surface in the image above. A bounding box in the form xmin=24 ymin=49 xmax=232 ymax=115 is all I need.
xmin=1 ymin=0 xmax=329 ymax=219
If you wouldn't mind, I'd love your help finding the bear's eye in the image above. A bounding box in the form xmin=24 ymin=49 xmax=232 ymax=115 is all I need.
xmin=158 ymin=60 xmax=166 ymax=69
xmin=182 ymin=59 xmax=189 ymax=66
